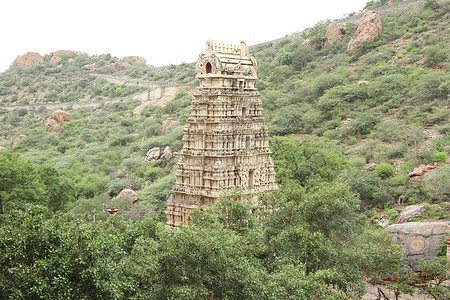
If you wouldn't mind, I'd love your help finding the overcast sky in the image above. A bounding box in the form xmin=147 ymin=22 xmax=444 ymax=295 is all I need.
xmin=0 ymin=0 xmax=369 ymax=73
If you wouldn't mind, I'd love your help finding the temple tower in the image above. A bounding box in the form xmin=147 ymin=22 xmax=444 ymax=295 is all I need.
xmin=165 ymin=40 xmax=277 ymax=228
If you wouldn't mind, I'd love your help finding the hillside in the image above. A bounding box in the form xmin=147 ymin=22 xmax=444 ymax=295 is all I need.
xmin=0 ymin=0 xmax=449 ymax=298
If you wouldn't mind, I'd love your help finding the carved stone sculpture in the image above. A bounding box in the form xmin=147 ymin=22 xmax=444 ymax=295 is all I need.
xmin=166 ymin=41 xmax=278 ymax=228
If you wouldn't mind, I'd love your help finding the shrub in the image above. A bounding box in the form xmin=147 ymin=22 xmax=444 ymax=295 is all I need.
xmin=374 ymin=162 xmax=394 ymax=178
xmin=390 ymin=174 xmax=410 ymax=186
xmin=432 ymin=151 xmax=448 ymax=163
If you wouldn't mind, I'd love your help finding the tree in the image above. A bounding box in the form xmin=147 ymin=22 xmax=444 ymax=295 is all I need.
xmin=0 ymin=151 xmax=74 ymax=216
xmin=270 ymin=135 xmax=346 ymax=188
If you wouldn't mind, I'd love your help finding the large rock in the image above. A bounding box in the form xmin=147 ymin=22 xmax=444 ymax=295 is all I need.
xmin=11 ymin=52 xmax=43 ymax=67
xmin=44 ymin=110 xmax=73 ymax=132
xmin=112 ymin=188 xmax=140 ymax=205
xmin=50 ymin=50 xmax=76 ymax=58
xmin=160 ymin=146 xmax=173 ymax=160
xmin=394 ymin=204 xmax=426 ymax=224
xmin=385 ymin=222 xmax=450 ymax=271
xmin=348 ymin=10 xmax=382 ymax=55
xmin=145 ymin=147 xmax=161 ymax=162
xmin=408 ymin=162 xmax=442 ymax=183
xmin=12 ymin=135 xmax=27 ymax=149
xmin=123 ymin=56 xmax=146 ymax=64
xmin=49 ymin=50 xmax=76 ymax=67
xmin=0 ymin=146 xmax=7 ymax=151
xmin=325 ymin=21 xmax=344 ymax=46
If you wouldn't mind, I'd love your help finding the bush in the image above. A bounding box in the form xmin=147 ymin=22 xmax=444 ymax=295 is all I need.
xmin=374 ymin=162 xmax=394 ymax=179
xmin=432 ymin=151 xmax=448 ymax=163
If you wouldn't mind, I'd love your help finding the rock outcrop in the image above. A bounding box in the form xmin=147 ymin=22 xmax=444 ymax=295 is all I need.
xmin=50 ymin=50 xmax=76 ymax=58
xmin=11 ymin=52 xmax=43 ymax=67
xmin=44 ymin=110 xmax=73 ymax=132
xmin=325 ymin=21 xmax=344 ymax=46
xmin=12 ymin=135 xmax=27 ymax=149
xmin=348 ymin=10 xmax=382 ymax=55
xmin=145 ymin=147 xmax=161 ymax=162
xmin=363 ymin=162 xmax=376 ymax=170
xmin=123 ymin=56 xmax=146 ymax=64
xmin=394 ymin=204 xmax=427 ymax=224
xmin=160 ymin=146 xmax=173 ymax=160
xmin=112 ymin=188 xmax=140 ymax=205
xmin=408 ymin=162 xmax=443 ymax=183
xmin=385 ymin=221 xmax=450 ymax=271
xmin=0 ymin=146 xmax=7 ymax=151
xmin=145 ymin=146 xmax=173 ymax=162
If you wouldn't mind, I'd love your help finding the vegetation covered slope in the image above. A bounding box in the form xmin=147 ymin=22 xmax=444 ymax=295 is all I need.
xmin=0 ymin=0 xmax=448 ymax=299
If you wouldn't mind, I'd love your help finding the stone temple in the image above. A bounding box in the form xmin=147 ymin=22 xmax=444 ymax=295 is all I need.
xmin=165 ymin=40 xmax=278 ymax=228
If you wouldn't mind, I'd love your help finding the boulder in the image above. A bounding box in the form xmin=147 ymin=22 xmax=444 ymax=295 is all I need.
xmin=45 ymin=110 xmax=73 ymax=132
xmin=50 ymin=50 xmax=76 ymax=58
xmin=385 ymin=221 xmax=450 ymax=271
xmin=358 ymin=80 xmax=371 ymax=86
xmin=50 ymin=55 xmax=62 ymax=67
xmin=0 ymin=146 xmax=6 ymax=151
xmin=12 ymin=135 xmax=27 ymax=149
xmin=112 ymin=188 xmax=140 ymax=205
xmin=348 ymin=10 xmax=382 ymax=55
xmin=160 ymin=146 xmax=173 ymax=160
xmin=145 ymin=147 xmax=161 ymax=162
xmin=82 ymin=63 xmax=96 ymax=72
xmin=394 ymin=204 xmax=426 ymax=224
xmin=114 ymin=61 xmax=130 ymax=71
xmin=377 ymin=215 xmax=390 ymax=228
xmin=408 ymin=162 xmax=443 ymax=183
xmin=363 ymin=162 xmax=376 ymax=170
xmin=11 ymin=52 xmax=43 ymax=67
xmin=325 ymin=21 xmax=344 ymax=46
xmin=302 ymin=38 xmax=325 ymax=50
xmin=161 ymin=118 xmax=180 ymax=135
xmin=123 ymin=56 xmax=146 ymax=64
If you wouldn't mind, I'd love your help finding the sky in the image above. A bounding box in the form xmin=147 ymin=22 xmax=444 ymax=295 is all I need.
xmin=0 ymin=0 xmax=369 ymax=73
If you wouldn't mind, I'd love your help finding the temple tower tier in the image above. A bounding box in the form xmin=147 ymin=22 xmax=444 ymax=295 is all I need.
xmin=166 ymin=40 xmax=277 ymax=228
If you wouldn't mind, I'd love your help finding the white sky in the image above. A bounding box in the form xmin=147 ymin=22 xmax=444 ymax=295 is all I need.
xmin=0 ymin=0 xmax=369 ymax=72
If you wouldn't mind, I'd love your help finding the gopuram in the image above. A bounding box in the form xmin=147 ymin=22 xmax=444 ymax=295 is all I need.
xmin=165 ymin=40 xmax=277 ymax=228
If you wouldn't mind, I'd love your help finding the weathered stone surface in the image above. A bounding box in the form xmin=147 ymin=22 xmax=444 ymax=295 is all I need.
xmin=12 ymin=135 xmax=27 ymax=149
xmin=358 ymin=80 xmax=371 ymax=86
xmin=160 ymin=146 xmax=173 ymax=160
xmin=161 ymin=118 xmax=179 ymax=135
xmin=166 ymin=41 xmax=278 ymax=228
xmin=377 ymin=215 xmax=390 ymax=228
xmin=124 ymin=56 xmax=146 ymax=64
xmin=348 ymin=10 xmax=382 ymax=55
xmin=50 ymin=55 xmax=62 ymax=67
xmin=145 ymin=147 xmax=161 ymax=162
xmin=0 ymin=146 xmax=7 ymax=151
xmin=394 ymin=204 xmax=426 ymax=224
xmin=113 ymin=188 xmax=140 ymax=205
xmin=45 ymin=110 xmax=73 ymax=132
xmin=82 ymin=63 xmax=96 ymax=72
xmin=11 ymin=52 xmax=43 ymax=67
xmin=363 ymin=162 xmax=376 ymax=170
xmin=50 ymin=50 xmax=76 ymax=58
xmin=389 ymin=0 xmax=396 ymax=4
xmin=114 ymin=61 xmax=130 ymax=71
xmin=385 ymin=221 xmax=450 ymax=271
xmin=408 ymin=162 xmax=442 ymax=183
xmin=325 ymin=21 xmax=344 ymax=46
xmin=302 ymin=38 xmax=325 ymax=50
